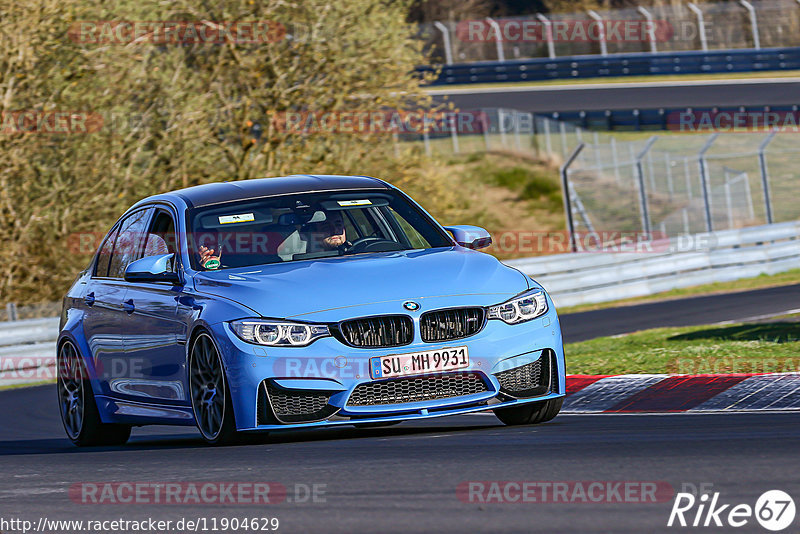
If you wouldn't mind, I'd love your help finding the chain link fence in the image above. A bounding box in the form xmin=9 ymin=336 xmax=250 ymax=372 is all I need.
xmin=419 ymin=0 xmax=800 ymax=64
xmin=399 ymin=107 xmax=800 ymax=241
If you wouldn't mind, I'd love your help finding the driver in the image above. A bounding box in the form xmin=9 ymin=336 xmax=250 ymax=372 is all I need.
xmin=306 ymin=210 xmax=348 ymax=252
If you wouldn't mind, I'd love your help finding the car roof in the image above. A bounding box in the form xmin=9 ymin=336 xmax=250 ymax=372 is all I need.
xmin=140 ymin=174 xmax=391 ymax=209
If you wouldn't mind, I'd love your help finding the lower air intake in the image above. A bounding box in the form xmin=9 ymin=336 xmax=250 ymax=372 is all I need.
xmin=494 ymin=352 xmax=553 ymax=398
xmin=259 ymin=381 xmax=337 ymax=424
xmin=347 ymin=372 xmax=488 ymax=407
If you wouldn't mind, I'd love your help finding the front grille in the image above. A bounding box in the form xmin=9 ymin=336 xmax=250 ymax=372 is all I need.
xmin=335 ymin=315 xmax=413 ymax=348
xmin=494 ymin=352 xmax=552 ymax=398
xmin=259 ymin=382 xmax=337 ymax=424
xmin=420 ymin=307 xmax=485 ymax=342
xmin=347 ymin=372 xmax=488 ymax=406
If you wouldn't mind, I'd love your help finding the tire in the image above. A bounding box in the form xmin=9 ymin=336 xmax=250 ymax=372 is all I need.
xmin=57 ymin=340 xmax=131 ymax=447
xmin=493 ymin=397 xmax=563 ymax=426
xmin=189 ymin=332 xmax=239 ymax=445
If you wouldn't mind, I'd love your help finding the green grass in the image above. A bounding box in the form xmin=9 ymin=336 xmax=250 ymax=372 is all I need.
xmin=485 ymin=166 xmax=563 ymax=210
xmin=566 ymin=321 xmax=800 ymax=375
xmin=559 ymin=268 xmax=800 ymax=315
xmin=426 ymin=70 xmax=800 ymax=92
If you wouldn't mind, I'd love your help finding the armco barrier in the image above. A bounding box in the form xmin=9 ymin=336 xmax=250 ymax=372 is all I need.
xmin=0 ymin=317 xmax=58 ymax=387
xmin=506 ymin=221 xmax=800 ymax=308
xmin=550 ymin=105 xmax=800 ymax=132
xmin=418 ymin=47 xmax=800 ymax=85
xmin=1 ymin=222 xmax=798 ymax=385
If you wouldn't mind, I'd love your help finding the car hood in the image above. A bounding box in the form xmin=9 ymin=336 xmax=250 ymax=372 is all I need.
xmin=193 ymin=247 xmax=530 ymax=321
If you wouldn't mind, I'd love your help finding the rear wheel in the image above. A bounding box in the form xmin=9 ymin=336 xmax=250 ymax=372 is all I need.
xmin=189 ymin=332 xmax=238 ymax=445
xmin=57 ymin=340 xmax=131 ymax=446
xmin=493 ymin=397 xmax=563 ymax=426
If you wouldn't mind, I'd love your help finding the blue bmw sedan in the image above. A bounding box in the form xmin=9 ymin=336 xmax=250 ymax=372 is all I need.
xmin=57 ymin=175 xmax=565 ymax=445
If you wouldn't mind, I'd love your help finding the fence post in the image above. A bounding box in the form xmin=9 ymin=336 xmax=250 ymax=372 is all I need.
xmin=485 ymin=18 xmax=505 ymax=62
xmin=433 ymin=21 xmax=454 ymax=65
xmin=449 ymin=113 xmax=460 ymax=154
xmin=739 ymin=0 xmax=761 ymax=50
xmin=698 ymin=133 xmax=719 ymax=232
xmin=758 ymin=131 xmax=777 ymax=224
xmin=610 ymin=137 xmax=621 ymax=184
xmin=665 ymin=154 xmax=674 ymax=201
xmin=561 ymin=144 xmax=585 ymax=253
xmin=687 ymin=3 xmax=708 ymax=52
xmin=587 ymin=10 xmax=608 ymax=56
xmin=5 ymin=302 xmax=18 ymax=322
xmin=422 ymin=128 xmax=431 ymax=156
xmin=743 ymin=173 xmax=755 ymax=220
xmin=683 ymin=157 xmax=693 ymax=200
xmin=682 ymin=209 xmax=690 ymax=235
xmin=481 ymin=112 xmax=491 ymax=151
xmin=513 ymin=111 xmax=522 ymax=151
xmin=723 ymin=168 xmax=734 ymax=229
xmin=536 ymin=14 xmax=556 ymax=58
xmin=593 ymin=131 xmax=602 ymax=171
xmin=635 ymin=136 xmax=659 ymax=236
xmin=637 ymin=6 xmax=658 ymax=53
xmin=543 ymin=118 xmax=553 ymax=157
xmin=559 ymin=120 xmax=568 ymax=157
xmin=499 ymin=109 xmax=507 ymax=147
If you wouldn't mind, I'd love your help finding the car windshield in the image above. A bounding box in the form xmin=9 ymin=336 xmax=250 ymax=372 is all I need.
xmin=187 ymin=190 xmax=453 ymax=270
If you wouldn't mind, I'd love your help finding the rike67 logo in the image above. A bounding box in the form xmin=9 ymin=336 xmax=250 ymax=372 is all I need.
xmin=668 ymin=489 xmax=796 ymax=531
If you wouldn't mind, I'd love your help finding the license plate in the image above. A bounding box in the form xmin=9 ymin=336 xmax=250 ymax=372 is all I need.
xmin=370 ymin=346 xmax=469 ymax=379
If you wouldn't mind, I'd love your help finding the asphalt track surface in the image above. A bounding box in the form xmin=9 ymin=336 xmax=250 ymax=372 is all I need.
xmin=1 ymin=384 xmax=799 ymax=533
xmin=559 ymin=283 xmax=800 ymax=343
xmin=429 ymin=77 xmax=800 ymax=112
xmin=3 ymin=286 xmax=800 ymax=533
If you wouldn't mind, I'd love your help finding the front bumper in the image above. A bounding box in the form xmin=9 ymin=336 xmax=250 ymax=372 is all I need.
xmin=210 ymin=301 xmax=565 ymax=431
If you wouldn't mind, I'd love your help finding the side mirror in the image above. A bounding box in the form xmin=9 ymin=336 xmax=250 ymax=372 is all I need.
xmin=443 ymin=225 xmax=493 ymax=250
xmin=124 ymin=254 xmax=182 ymax=284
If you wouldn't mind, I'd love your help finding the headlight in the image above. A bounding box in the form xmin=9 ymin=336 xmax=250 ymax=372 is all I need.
xmin=487 ymin=290 xmax=548 ymax=324
xmin=230 ymin=319 xmax=330 ymax=346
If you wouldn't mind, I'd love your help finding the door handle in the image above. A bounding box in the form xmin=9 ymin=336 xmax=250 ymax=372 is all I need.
xmin=84 ymin=292 xmax=95 ymax=307
xmin=123 ymin=299 xmax=135 ymax=314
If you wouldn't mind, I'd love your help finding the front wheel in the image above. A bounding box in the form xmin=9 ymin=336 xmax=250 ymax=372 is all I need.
xmin=189 ymin=332 xmax=238 ymax=445
xmin=493 ymin=397 xmax=563 ymax=426
xmin=57 ymin=340 xmax=131 ymax=446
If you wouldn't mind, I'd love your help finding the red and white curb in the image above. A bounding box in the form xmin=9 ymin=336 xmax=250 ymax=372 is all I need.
xmin=563 ymin=373 xmax=800 ymax=413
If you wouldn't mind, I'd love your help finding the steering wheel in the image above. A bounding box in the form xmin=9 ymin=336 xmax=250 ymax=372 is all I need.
xmin=346 ymin=237 xmax=400 ymax=254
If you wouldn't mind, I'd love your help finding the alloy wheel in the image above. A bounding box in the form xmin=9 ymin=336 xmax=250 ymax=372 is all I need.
xmin=190 ymin=333 xmax=227 ymax=441
xmin=57 ymin=341 xmax=85 ymax=440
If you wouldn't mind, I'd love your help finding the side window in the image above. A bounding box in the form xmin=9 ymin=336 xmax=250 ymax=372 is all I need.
xmin=108 ymin=209 xmax=153 ymax=279
xmin=94 ymin=226 xmax=119 ymax=278
xmin=143 ymin=209 xmax=178 ymax=271
xmin=387 ymin=207 xmax=431 ymax=248
xmin=346 ymin=208 xmax=378 ymax=239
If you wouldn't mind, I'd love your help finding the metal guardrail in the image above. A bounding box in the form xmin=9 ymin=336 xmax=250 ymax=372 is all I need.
xmin=546 ymin=105 xmax=800 ymax=132
xmin=0 ymin=317 xmax=58 ymax=387
xmin=418 ymin=47 xmax=800 ymax=85
xmin=507 ymin=221 xmax=800 ymax=308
